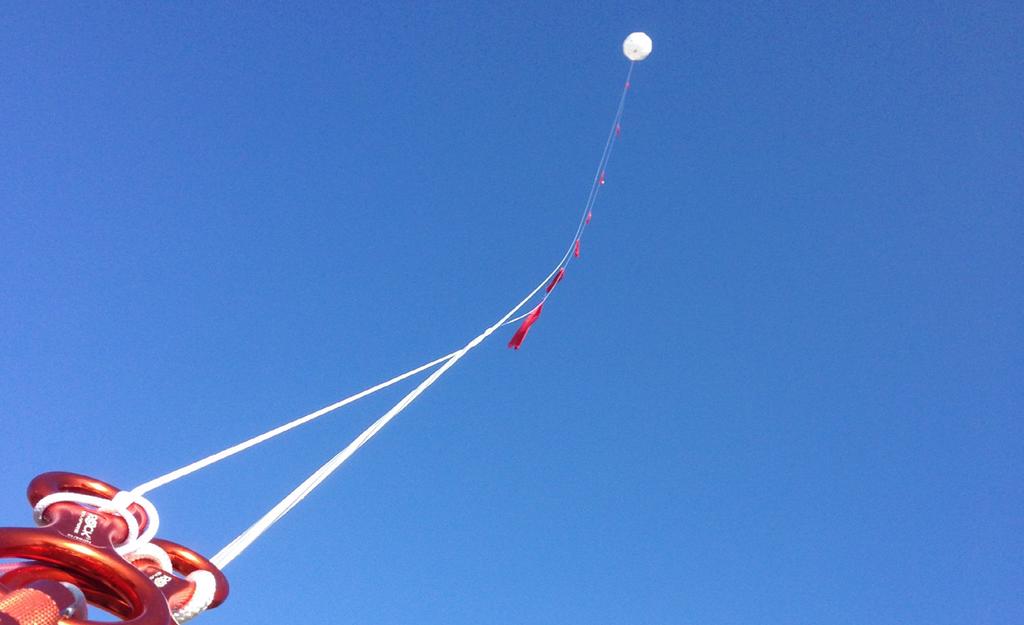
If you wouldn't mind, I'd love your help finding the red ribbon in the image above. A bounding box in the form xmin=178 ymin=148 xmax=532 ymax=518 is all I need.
xmin=574 ymin=239 xmax=581 ymax=258
xmin=507 ymin=303 xmax=543 ymax=350
xmin=546 ymin=268 xmax=565 ymax=293
xmin=585 ymin=210 xmax=593 ymax=225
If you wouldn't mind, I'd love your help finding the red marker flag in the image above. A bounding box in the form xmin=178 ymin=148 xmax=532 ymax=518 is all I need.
xmin=507 ymin=303 xmax=544 ymax=350
xmin=599 ymin=171 xmax=606 ymax=185
xmin=586 ymin=210 xmax=593 ymax=225
xmin=574 ymin=239 xmax=581 ymax=258
xmin=546 ymin=268 xmax=566 ymax=293
xmin=615 ymin=123 xmax=622 ymax=137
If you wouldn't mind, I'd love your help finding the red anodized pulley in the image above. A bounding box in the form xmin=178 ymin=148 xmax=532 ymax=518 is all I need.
xmin=0 ymin=472 xmax=228 ymax=625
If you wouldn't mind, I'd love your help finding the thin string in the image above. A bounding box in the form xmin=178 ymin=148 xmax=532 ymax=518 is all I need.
xmin=209 ymin=62 xmax=640 ymax=568
xmin=131 ymin=351 xmax=458 ymax=497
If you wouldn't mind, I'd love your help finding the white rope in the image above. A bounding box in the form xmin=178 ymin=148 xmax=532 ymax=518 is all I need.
xmin=172 ymin=570 xmax=217 ymax=624
xmin=33 ymin=491 xmax=161 ymax=556
xmin=131 ymin=61 xmax=636 ymax=505
xmin=130 ymin=351 xmax=459 ymax=497
xmin=503 ymin=62 xmax=634 ymax=327
xmin=124 ymin=542 xmax=174 ymax=573
xmin=210 ymin=64 xmax=638 ymax=568
xmin=211 ymin=258 xmax=562 ymax=568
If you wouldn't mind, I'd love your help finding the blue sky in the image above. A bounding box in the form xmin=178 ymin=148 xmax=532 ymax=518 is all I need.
xmin=1 ymin=3 xmax=1021 ymax=624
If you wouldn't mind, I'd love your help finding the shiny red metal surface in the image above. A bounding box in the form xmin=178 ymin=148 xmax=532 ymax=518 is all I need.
xmin=27 ymin=473 xmax=148 ymax=543
xmin=151 ymin=540 xmax=228 ymax=610
xmin=0 ymin=472 xmax=228 ymax=625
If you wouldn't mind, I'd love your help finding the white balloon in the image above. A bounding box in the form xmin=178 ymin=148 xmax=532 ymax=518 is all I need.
xmin=623 ymin=32 xmax=653 ymax=61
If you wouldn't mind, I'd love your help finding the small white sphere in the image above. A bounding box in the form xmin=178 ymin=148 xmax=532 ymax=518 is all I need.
xmin=623 ymin=32 xmax=653 ymax=61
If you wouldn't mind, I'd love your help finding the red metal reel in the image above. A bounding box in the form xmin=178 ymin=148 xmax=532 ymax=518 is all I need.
xmin=0 ymin=472 xmax=228 ymax=625
xmin=0 ymin=525 xmax=170 ymax=625
xmin=5 ymin=542 xmax=230 ymax=620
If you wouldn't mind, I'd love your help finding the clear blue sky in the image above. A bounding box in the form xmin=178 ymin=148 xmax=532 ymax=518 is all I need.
xmin=1 ymin=3 xmax=1021 ymax=624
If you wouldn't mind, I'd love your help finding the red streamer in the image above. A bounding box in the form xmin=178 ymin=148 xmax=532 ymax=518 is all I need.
xmin=546 ymin=268 xmax=565 ymax=293
xmin=585 ymin=211 xmax=593 ymax=225
xmin=574 ymin=239 xmax=581 ymax=258
xmin=507 ymin=303 xmax=543 ymax=350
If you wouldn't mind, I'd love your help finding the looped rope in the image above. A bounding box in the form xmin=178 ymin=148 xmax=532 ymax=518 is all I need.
xmin=171 ymin=570 xmax=217 ymax=624
xmin=32 ymin=490 xmax=161 ymax=556
xmin=123 ymin=544 xmax=217 ymax=624
xmin=32 ymin=493 xmax=216 ymax=624
xmin=124 ymin=542 xmax=174 ymax=573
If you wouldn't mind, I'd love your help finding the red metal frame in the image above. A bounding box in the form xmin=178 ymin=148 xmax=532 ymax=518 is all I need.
xmin=0 ymin=472 xmax=228 ymax=625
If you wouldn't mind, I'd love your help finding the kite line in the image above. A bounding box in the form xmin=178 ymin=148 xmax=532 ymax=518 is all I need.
xmin=130 ymin=58 xmax=644 ymax=570
xmin=1 ymin=33 xmax=653 ymax=625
